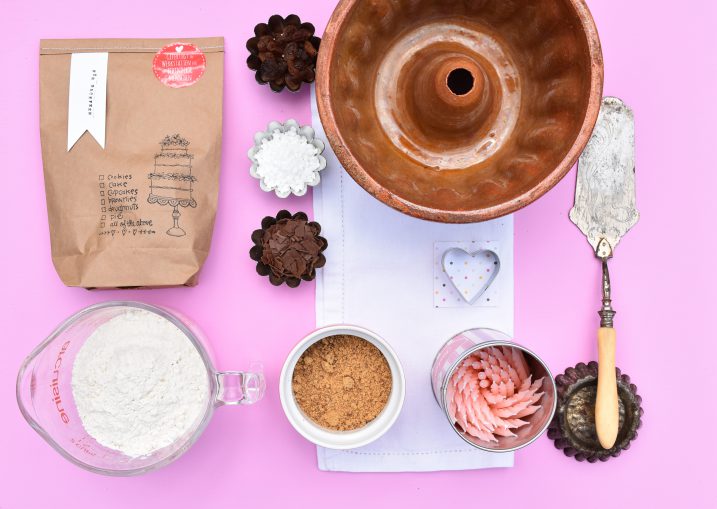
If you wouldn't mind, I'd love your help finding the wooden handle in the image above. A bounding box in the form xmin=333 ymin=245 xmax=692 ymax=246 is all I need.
xmin=596 ymin=327 xmax=619 ymax=449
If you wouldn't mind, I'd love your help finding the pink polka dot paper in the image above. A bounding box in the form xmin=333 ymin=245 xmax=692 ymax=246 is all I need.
xmin=434 ymin=241 xmax=502 ymax=308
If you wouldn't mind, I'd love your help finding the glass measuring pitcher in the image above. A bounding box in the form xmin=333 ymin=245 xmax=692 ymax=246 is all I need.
xmin=16 ymin=301 xmax=265 ymax=476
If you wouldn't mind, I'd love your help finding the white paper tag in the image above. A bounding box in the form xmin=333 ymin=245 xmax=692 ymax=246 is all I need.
xmin=67 ymin=52 xmax=108 ymax=151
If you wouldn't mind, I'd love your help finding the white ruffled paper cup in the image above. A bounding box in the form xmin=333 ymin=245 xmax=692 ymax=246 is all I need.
xmin=248 ymin=119 xmax=327 ymax=198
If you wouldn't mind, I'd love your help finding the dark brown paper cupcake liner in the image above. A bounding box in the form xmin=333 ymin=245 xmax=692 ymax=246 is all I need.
xmin=250 ymin=210 xmax=327 ymax=288
xmin=547 ymin=361 xmax=643 ymax=463
xmin=246 ymin=14 xmax=321 ymax=93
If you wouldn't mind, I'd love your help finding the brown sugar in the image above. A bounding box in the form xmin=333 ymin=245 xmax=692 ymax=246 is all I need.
xmin=291 ymin=334 xmax=392 ymax=431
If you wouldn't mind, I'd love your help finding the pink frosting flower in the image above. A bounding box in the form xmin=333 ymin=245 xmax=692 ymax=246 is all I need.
xmin=447 ymin=346 xmax=544 ymax=443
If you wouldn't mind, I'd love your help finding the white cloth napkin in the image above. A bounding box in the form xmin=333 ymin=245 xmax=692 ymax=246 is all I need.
xmin=311 ymin=87 xmax=515 ymax=472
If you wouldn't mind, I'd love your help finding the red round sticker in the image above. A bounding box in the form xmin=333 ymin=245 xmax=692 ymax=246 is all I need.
xmin=153 ymin=42 xmax=206 ymax=88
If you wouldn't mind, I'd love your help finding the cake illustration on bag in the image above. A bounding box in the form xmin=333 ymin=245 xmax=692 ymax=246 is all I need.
xmin=148 ymin=134 xmax=198 ymax=237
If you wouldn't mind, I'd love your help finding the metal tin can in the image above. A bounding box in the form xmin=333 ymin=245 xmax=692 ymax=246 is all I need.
xmin=431 ymin=328 xmax=557 ymax=452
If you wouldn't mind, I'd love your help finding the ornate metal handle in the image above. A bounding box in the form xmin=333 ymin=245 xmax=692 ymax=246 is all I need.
xmin=596 ymin=238 xmax=616 ymax=328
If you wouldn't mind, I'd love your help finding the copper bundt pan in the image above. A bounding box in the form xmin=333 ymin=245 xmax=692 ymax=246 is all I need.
xmin=317 ymin=0 xmax=603 ymax=222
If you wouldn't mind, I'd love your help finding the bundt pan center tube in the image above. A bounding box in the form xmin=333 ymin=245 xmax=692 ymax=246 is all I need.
xmin=317 ymin=0 xmax=604 ymax=223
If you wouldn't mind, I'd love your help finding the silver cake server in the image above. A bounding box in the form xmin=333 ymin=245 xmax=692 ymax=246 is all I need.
xmin=569 ymin=97 xmax=638 ymax=449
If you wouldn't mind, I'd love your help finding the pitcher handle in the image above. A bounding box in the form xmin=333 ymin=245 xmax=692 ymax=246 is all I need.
xmin=215 ymin=364 xmax=265 ymax=406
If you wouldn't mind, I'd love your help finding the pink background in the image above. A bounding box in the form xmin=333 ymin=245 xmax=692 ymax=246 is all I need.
xmin=1 ymin=0 xmax=714 ymax=507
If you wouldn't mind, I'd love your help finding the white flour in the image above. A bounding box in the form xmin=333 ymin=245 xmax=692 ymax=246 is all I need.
xmin=71 ymin=309 xmax=209 ymax=458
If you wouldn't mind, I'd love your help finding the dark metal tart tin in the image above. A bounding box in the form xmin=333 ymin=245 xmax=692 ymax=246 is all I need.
xmin=547 ymin=361 xmax=643 ymax=462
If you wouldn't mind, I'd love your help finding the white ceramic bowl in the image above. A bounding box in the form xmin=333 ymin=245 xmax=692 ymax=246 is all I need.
xmin=279 ymin=325 xmax=405 ymax=449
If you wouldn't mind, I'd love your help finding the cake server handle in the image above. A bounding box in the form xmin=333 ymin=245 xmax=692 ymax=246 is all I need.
xmin=595 ymin=257 xmax=619 ymax=448
xmin=596 ymin=327 xmax=619 ymax=448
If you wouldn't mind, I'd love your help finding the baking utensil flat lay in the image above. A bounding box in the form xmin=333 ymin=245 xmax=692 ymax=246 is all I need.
xmin=569 ymin=96 xmax=638 ymax=449
xmin=20 ymin=0 xmax=652 ymax=477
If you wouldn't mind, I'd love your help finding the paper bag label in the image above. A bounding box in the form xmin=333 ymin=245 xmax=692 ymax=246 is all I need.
xmin=95 ymin=134 xmax=198 ymax=239
xmin=67 ymin=52 xmax=108 ymax=151
xmin=152 ymin=42 xmax=206 ymax=88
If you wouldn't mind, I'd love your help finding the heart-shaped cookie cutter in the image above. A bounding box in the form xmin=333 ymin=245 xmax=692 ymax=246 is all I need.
xmin=441 ymin=248 xmax=501 ymax=304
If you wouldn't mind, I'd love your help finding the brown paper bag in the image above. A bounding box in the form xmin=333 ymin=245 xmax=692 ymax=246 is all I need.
xmin=39 ymin=38 xmax=223 ymax=288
